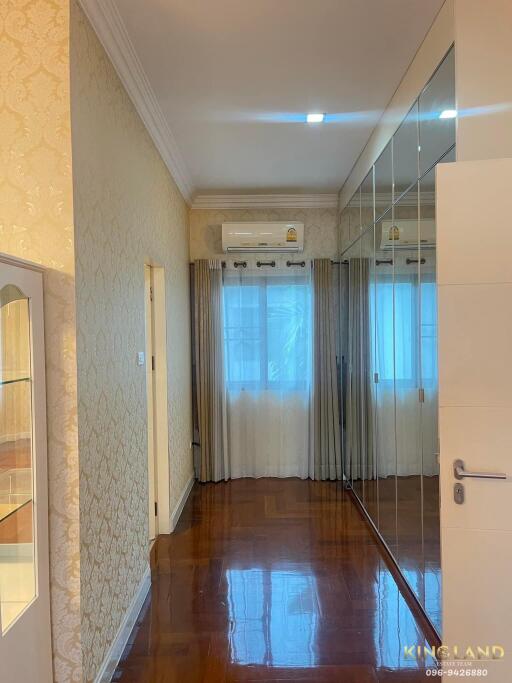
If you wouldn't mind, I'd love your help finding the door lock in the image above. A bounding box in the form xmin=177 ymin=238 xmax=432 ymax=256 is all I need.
xmin=454 ymin=482 xmax=465 ymax=505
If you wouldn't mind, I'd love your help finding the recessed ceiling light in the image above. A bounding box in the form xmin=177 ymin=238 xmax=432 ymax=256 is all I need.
xmin=306 ymin=113 xmax=325 ymax=124
xmin=439 ymin=109 xmax=457 ymax=119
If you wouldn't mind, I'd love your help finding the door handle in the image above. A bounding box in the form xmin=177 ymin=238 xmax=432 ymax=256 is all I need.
xmin=453 ymin=459 xmax=506 ymax=480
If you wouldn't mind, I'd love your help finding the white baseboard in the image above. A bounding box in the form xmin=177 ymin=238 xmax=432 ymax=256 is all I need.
xmin=94 ymin=565 xmax=151 ymax=683
xmin=170 ymin=475 xmax=194 ymax=532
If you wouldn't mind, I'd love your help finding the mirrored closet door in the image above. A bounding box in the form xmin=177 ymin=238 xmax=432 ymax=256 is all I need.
xmin=339 ymin=46 xmax=455 ymax=635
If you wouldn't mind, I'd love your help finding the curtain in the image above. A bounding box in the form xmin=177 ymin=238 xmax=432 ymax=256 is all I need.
xmin=310 ymin=259 xmax=342 ymax=480
xmin=222 ymin=264 xmax=311 ymax=478
xmin=371 ymin=270 xmax=438 ymax=477
xmin=346 ymin=258 xmax=375 ymax=481
xmin=194 ymin=259 xmax=229 ymax=482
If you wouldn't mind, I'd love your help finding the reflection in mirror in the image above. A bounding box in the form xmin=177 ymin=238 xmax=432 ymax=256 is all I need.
xmin=339 ymin=47 xmax=452 ymax=640
xmin=375 ymin=141 xmax=393 ymax=220
xmin=393 ymin=186 xmax=425 ymax=609
xmin=0 ymin=291 xmax=36 ymax=633
xmin=339 ymin=206 xmax=349 ymax=254
xmin=361 ymin=226 xmax=378 ymax=526
xmin=419 ymin=47 xmax=455 ymax=175
xmin=339 ymin=258 xmax=349 ymax=465
xmin=373 ymin=208 xmax=397 ymax=551
xmin=419 ymin=166 xmax=441 ymax=634
xmin=439 ymin=145 xmax=455 ymax=167
xmin=348 ymin=187 xmax=361 ymax=242
xmin=394 ymin=101 xmax=419 ymax=200
xmin=345 ymin=237 xmax=363 ymax=499
xmin=361 ymin=169 xmax=374 ymax=230
xmin=339 ymin=190 xmax=361 ymax=252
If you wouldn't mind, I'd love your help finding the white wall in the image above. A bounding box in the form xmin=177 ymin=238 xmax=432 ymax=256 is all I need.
xmin=454 ymin=0 xmax=512 ymax=162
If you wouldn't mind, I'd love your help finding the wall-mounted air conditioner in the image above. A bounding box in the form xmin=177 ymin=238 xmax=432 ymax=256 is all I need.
xmin=380 ymin=219 xmax=436 ymax=250
xmin=222 ymin=222 xmax=304 ymax=253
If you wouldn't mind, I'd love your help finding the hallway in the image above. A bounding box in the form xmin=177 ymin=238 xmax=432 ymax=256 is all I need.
xmin=114 ymin=479 xmax=436 ymax=682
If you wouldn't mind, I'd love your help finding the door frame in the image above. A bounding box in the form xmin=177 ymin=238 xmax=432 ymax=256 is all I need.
xmin=144 ymin=264 xmax=171 ymax=538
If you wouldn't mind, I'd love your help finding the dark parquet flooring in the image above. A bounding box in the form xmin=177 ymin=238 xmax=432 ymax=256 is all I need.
xmin=114 ymin=478 xmax=437 ymax=682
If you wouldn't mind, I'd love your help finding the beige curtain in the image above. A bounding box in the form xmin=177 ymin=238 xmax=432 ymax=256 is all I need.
xmin=310 ymin=259 xmax=342 ymax=480
xmin=346 ymin=258 xmax=375 ymax=481
xmin=194 ymin=259 xmax=229 ymax=482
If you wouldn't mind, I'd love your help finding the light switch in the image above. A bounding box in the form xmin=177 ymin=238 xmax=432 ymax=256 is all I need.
xmin=137 ymin=351 xmax=145 ymax=366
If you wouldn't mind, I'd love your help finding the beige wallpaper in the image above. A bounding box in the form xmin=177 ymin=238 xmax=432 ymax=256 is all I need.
xmin=190 ymin=207 xmax=339 ymax=261
xmin=339 ymin=204 xmax=362 ymax=254
xmin=70 ymin=2 xmax=192 ymax=681
xmin=0 ymin=1 xmax=82 ymax=680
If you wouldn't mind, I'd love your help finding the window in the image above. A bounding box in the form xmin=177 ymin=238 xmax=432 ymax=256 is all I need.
xmin=371 ymin=274 xmax=437 ymax=387
xmin=223 ymin=274 xmax=311 ymax=391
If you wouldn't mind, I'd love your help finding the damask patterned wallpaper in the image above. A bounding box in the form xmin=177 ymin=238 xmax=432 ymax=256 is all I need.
xmin=190 ymin=207 xmax=339 ymax=261
xmin=0 ymin=1 xmax=82 ymax=680
xmin=4 ymin=3 xmax=333 ymax=681
xmin=70 ymin=2 xmax=192 ymax=680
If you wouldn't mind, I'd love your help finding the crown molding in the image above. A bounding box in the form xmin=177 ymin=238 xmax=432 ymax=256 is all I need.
xmin=78 ymin=0 xmax=194 ymax=204
xmin=191 ymin=194 xmax=339 ymax=210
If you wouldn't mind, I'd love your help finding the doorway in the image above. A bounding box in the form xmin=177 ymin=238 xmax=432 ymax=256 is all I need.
xmin=144 ymin=265 xmax=170 ymax=541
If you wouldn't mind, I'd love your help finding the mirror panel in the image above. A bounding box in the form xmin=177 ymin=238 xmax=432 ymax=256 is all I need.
xmin=340 ymin=48 xmax=454 ymax=638
xmin=360 ymin=225 xmax=378 ymax=526
xmin=375 ymin=141 xmax=393 ymax=220
xmin=339 ymin=257 xmax=349 ymax=469
xmin=419 ymin=47 xmax=456 ymax=175
xmin=349 ymin=187 xmax=362 ymax=243
xmin=361 ymin=169 xmax=374 ymax=230
xmin=394 ymin=101 xmax=419 ymax=200
xmin=393 ymin=186 xmax=425 ymax=608
xmin=419 ymin=165 xmax=442 ymax=633
xmin=345 ymin=237 xmax=363 ymax=499
xmin=373 ymin=208 xmax=397 ymax=550
xmin=339 ymin=205 xmax=350 ymax=254
xmin=340 ymin=188 xmax=361 ymax=252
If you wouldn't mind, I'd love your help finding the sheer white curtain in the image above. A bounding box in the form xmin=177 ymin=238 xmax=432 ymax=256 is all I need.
xmin=371 ymin=268 xmax=438 ymax=478
xmin=223 ymin=263 xmax=312 ymax=478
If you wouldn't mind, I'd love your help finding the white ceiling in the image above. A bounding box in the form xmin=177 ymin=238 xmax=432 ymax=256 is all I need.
xmin=111 ymin=0 xmax=445 ymax=197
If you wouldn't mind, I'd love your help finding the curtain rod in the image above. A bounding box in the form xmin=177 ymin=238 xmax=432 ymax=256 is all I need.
xmin=339 ymin=258 xmax=426 ymax=266
xmin=190 ymin=259 xmax=343 ymax=267
xmin=190 ymin=259 xmax=424 ymax=267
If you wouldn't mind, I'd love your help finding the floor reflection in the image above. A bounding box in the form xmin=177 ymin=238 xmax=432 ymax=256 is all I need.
xmin=227 ymin=566 xmax=319 ymax=666
xmin=424 ymin=564 xmax=442 ymax=634
xmin=373 ymin=565 xmax=437 ymax=670
xmin=114 ymin=479 xmax=439 ymax=682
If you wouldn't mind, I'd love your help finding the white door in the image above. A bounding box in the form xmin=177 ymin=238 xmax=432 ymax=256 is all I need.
xmin=0 ymin=260 xmax=52 ymax=682
xmin=144 ymin=265 xmax=171 ymax=538
xmin=437 ymin=157 xmax=512 ymax=680
xmin=144 ymin=265 xmax=157 ymax=541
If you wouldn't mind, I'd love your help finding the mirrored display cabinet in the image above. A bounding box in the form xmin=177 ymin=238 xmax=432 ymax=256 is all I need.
xmin=339 ymin=46 xmax=455 ymax=635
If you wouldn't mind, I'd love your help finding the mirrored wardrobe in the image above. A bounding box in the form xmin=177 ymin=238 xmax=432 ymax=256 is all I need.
xmin=339 ymin=46 xmax=455 ymax=635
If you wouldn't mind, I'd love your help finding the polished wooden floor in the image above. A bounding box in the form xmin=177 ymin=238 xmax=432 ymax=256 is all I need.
xmin=114 ymin=479 xmax=438 ymax=682
xmin=358 ymin=475 xmax=441 ymax=633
